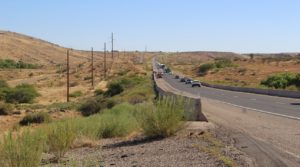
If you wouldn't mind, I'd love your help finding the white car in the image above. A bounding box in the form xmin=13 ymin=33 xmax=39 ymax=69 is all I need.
xmin=191 ymin=80 xmax=202 ymax=87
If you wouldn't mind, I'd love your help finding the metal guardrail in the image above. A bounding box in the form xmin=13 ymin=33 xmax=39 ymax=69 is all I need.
xmin=202 ymin=82 xmax=300 ymax=99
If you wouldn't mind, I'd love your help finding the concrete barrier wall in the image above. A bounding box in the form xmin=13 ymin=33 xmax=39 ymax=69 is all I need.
xmin=202 ymin=82 xmax=300 ymax=99
xmin=153 ymin=74 xmax=207 ymax=121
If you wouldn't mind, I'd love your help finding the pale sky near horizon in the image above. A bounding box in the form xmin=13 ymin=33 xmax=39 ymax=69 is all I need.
xmin=1 ymin=0 xmax=300 ymax=53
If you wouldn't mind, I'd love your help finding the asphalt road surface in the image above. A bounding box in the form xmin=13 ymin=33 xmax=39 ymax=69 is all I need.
xmin=162 ymin=73 xmax=300 ymax=120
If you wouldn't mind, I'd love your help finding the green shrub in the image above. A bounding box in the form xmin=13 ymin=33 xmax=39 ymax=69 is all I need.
xmin=0 ymin=59 xmax=39 ymax=69
xmin=104 ymin=82 xmax=124 ymax=97
xmin=198 ymin=59 xmax=236 ymax=76
xmin=79 ymin=97 xmax=116 ymax=116
xmin=94 ymin=89 xmax=104 ymax=96
xmin=0 ymin=102 xmax=13 ymax=115
xmin=74 ymin=103 xmax=138 ymax=139
xmin=47 ymin=121 xmax=77 ymax=160
xmin=79 ymin=98 xmax=101 ymax=116
xmin=261 ymin=73 xmax=296 ymax=89
xmin=0 ymin=130 xmax=46 ymax=167
xmin=136 ymin=96 xmax=186 ymax=138
xmin=294 ymin=73 xmax=300 ymax=87
xmin=19 ymin=112 xmax=51 ymax=126
xmin=198 ymin=63 xmax=215 ymax=75
xmin=98 ymin=103 xmax=138 ymax=138
xmin=0 ymin=80 xmax=10 ymax=101
xmin=0 ymin=80 xmax=8 ymax=88
xmin=69 ymin=90 xmax=83 ymax=98
xmin=5 ymin=84 xmax=39 ymax=103
xmin=215 ymin=58 xmax=235 ymax=68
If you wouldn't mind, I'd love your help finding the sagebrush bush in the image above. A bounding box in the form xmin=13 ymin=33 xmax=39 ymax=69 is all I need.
xmin=79 ymin=97 xmax=115 ymax=116
xmin=47 ymin=121 xmax=77 ymax=160
xmin=261 ymin=73 xmax=299 ymax=89
xmin=75 ymin=103 xmax=138 ymax=139
xmin=19 ymin=112 xmax=51 ymax=126
xmin=4 ymin=84 xmax=39 ymax=103
xmin=0 ymin=80 xmax=8 ymax=88
xmin=79 ymin=98 xmax=102 ymax=116
xmin=0 ymin=130 xmax=46 ymax=167
xmin=0 ymin=59 xmax=39 ymax=69
xmin=94 ymin=89 xmax=104 ymax=96
xmin=198 ymin=58 xmax=236 ymax=76
xmin=98 ymin=103 xmax=138 ymax=138
xmin=294 ymin=73 xmax=300 ymax=87
xmin=0 ymin=80 xmax=10 ymax=101
xmin=69 ymin=90 xmax=83 ymax=98
xmin=114 ymin=75 xmax=155 ymax=104
xmin=136 ymin=96 xmax=186 ymax=138
xmin=104 ymin=82 xmax=124 ymax=97
xmin=0 ymin=102 xmax=13 ymax=115
xmin=214 ymin=58 xmax=235 ymax=68
xmin=198 ymin=63 xmax=215 ymax=75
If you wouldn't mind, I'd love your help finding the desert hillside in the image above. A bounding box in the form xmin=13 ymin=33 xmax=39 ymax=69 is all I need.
xmin=0 ymin=30 xmax=92 ymax=65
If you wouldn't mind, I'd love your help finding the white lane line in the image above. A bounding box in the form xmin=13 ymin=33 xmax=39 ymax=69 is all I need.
xmin=250 ymin=98 xmax=256 ymax=101
xmin=213 ymin=99 xmax=300 ymax=121
xmin=234 ymin=96 xmax=238 ymax=98
xmin=275 ymin=102 xmax=286 ymax=105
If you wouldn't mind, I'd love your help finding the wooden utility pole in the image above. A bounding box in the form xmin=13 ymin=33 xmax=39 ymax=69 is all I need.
xmin=67 ymin=49 xmax=70 ymax=102
xmin=104 ymin=43 xmax=107 ymax=79
xmin=111 ymin=32 xmax=114 ymax=59
xmin=91 ymin=47 xmax=94 ymax=88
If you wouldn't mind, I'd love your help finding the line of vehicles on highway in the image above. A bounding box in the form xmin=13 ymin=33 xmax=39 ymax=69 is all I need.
xmin=155 ymin=62 xmax=202 ymax=87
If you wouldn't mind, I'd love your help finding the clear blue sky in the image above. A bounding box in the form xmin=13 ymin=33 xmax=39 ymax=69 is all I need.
xmin=1 ymin=0 xmax=300 ymax=53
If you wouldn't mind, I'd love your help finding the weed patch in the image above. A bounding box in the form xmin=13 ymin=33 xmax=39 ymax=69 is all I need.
xmin=19 ymin=112 xmax=51 ymax=126
xmin=69 ymin=90 xmax=83 ymax=98
xmin=47 ymin=121 xmax=77 ymax=160
xmin=136 ymin=96 xmax=186 ymax=138
xmin=0 ymin=130 xmax=46 ymax=167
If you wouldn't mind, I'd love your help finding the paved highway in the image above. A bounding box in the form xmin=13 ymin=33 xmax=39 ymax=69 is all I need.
xmin=162 ymin=73 xmax=300 ymax=119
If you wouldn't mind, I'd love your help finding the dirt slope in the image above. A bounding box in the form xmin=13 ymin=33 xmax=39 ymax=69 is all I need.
xmin=0 ymin=30 xmax=91 ymax=65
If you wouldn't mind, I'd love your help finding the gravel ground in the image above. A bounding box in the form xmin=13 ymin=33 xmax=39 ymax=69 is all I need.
xmin=42 ymin=123 xmax=253 ymax=167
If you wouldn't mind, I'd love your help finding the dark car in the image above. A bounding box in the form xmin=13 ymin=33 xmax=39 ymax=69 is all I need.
xmin=180 ymin=77 xmax=186 ymax=82
xmin=185 ymin=78 xmax=192 ymax=84
xmin=175 ymin=75 xmax=180 ymax=79
xmin=191 ymin=80 xmax=202 ymax=87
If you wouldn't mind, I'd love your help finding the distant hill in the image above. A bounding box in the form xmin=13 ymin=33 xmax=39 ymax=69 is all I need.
xmin=0 ymin=31 xmax=92 ymax=65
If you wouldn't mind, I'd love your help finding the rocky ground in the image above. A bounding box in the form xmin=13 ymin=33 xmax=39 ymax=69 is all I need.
xmin=42 ymin=122 xmax=254 ymax=167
